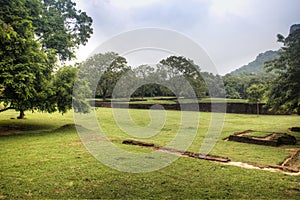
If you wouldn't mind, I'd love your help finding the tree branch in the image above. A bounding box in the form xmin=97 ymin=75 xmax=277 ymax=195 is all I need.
xmin=0 ymin=107 xmax=14 ymax=113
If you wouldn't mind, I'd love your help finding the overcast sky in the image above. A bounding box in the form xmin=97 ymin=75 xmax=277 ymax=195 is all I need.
xmin=74 ymin=0 xmax=300 ymax=75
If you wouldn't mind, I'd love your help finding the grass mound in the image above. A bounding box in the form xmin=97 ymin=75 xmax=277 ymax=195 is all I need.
xmin=54 ymin=123 xmax=78 ymax=131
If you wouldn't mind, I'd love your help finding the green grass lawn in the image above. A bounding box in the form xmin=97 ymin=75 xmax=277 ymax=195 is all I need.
xmin=245 ymin=131 xmax=274 ymax=138
xmin=0 ymin=109 xmax=299 ymax=199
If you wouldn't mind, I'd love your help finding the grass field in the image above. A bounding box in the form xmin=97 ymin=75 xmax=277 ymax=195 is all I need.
xmin=0 ymin=109 xmax=300 ymax=199
xmin=245 ymin=131 xmax=275 ymax=138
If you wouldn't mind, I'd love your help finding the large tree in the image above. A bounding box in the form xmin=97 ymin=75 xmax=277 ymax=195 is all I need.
xmin=0 ymin=0 xmax=93 ymax=118
xmin=35 ymin=0 xmax=93 ymax=61
xmin=78 ymin=52 xmax=130 ymax=100
xmin=98 ymin=56 xmax=129 ymax=100
xmin=246 ymin=84 xmax=265 ymax=115
xmin=158 ymin=56 xmax=206 ymax=98
xmin=265 ymin=24 xmax=300 ymax=114
xmin=133 ymin=65 xmax=157 ymax=99
xmin=200 ymin=72 xmax=225 ymax=98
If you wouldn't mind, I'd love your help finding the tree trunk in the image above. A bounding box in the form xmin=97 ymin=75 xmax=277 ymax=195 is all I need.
xmin=256 ymin=102 xmax=259 ymax=115
xmin=17 ymin=110 xmax=25 ymax=119
xmin=102 ymin=88 xmax=107 ymax=101
xmin=141 ymin=86 xmax=145 ymax=100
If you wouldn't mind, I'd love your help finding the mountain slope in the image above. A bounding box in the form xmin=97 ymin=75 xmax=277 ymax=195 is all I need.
xmin=229 ymin=50 xmax=279 ymax=75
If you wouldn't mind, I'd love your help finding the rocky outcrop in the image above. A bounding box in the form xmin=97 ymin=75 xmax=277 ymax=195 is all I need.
xmin=289 ymin=24 xmax=300 ymax=34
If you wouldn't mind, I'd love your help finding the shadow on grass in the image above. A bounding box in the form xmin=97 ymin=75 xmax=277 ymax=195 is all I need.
xmin=0 ymin=123 xmax=78 ymax=137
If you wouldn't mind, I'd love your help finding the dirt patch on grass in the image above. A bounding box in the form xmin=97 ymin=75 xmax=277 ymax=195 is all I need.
xmin=66 ymin=141 xmax=84 ymax=146
xmin=282 ymin=149 xmax=300 ymax=170
xmin=0 ymin=126 xmax=23 ymax=136
xmin=223 ymin=161 xmax=299 ymax=174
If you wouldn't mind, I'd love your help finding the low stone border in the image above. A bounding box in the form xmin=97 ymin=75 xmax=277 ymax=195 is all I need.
xmin=290 ymin=127 xmax=300 ymax=132
xmin=227 ymin=130 xmax=297 ymax=146
xmin=122 ymin=139 xmax=230 ymax=162
xmin=122 ymin=139 xmax=299 ymax=174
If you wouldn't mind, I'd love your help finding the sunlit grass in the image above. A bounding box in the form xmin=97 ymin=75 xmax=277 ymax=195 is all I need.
xmin=245 ymin=131 xmax=274 ymax=138
xmin=0 ymin=109 xmax=299 ymax=199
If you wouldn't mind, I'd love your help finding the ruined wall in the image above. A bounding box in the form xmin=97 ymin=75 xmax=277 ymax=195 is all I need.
xmin=91 ymin=101 xmax=283 ymax=115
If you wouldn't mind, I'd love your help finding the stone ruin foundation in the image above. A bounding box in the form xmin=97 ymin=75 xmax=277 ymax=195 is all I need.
xmin=227 ymin=130 xmax=297 ymax=146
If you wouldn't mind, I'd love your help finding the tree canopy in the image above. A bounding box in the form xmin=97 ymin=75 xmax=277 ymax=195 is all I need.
xmin=246 ymin=84 xmax=265 ymax=115
xmin=35 ymin=0 xmax=93 ymax=61
xmin=265 ymin=24 xmax=300 ymax=114
xmin=159 ymin=56 xmax=206 ymax=98
xmin=0 ymin=0 xmax=93 ymax=118
xmin=78 ymin=52 xmax=130 ymax=100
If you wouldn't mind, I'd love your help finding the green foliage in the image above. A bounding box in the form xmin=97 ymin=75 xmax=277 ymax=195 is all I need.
xmin=53 ymin=67 xmax=77 ymax=113
xmin=130 ymin=56 xmax=210 ymax=98
xmin=53 ymin=66 xmax=90 ymax=114
xmin=224 ymin=50 xmax=279 ymax=101
xmin=0 ymin=19 xmax=16 ymax=40
xmin=99 ymin=56 xmax=130 ymax=99
xmin=201 ymin=72 xmax=226 ymax=97
xmin=246 ymin=83 xmax=265 ymax=114
xmin=0 ymin=0 xmax=93 ymax=117
xmin=265 ymin=24 xmax=300 ymax=114
xmin=223 ymin=75 xmax=245 ymax=99
xmin=72 ymin=77 xmax=91 ymax=114
xmin=34 ymin=0 xmax=93 ymax=60
xmin=159 ymin=56 xmax=206 ymax=98
xmin=246 ymin=84 xmax=265 ymax=104
xmin=133 ymin=65 xmax=157 ymax=98
xmin=0 ymin=2 xmax=54 ymax=117
xmin=223 ymin=73 xmax=274 ymax=99
xmin=78 ymin=52 xmax=131 ymax=100
xmin=230 ymin=50 xmax=279 ymax=75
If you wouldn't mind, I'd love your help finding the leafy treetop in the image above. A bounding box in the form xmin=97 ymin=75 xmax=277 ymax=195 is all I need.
xmin=265 ymin=24 xmax=300 ymax=114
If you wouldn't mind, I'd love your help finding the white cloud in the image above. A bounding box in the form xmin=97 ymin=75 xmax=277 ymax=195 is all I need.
xmin=108 ymin=0 xmax=161 ymax=9
xmin=72 ymin=0 xmax=299 ymax=74
xmin=208 ymin=0 xmax=250 ymax=20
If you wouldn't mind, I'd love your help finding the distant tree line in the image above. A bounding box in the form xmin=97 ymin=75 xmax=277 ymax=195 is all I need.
xmin=78 ymin=52 xmax=227 ymax=100
xmin=0 ymin=0 xmax=298 ymax=117
xmin=77 ymin=51 xmax=276 ymax=102
xmin=78 ymin=22 xmax=300 ymax=115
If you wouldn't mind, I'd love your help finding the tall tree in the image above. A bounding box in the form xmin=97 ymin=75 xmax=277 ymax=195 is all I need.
xmin=52 ymin=66 xmax=90 ymax=114
xmin=0 ymin=1 xmax=53 ymax=118
xmin=159 ymin=56 xmax=205 ymax=98
xmin=200 ymin=72 xmax=226 ymax=98
xmin=0 ymin=0 xmax=93 ymax=118
xmin=35 ymin=0 xmax=93 ymax=61
xmin=246 ymin=84 xmax=265 ymax=115
xmin=78 ymin=52 xmax=130 ymax=100
xmin=265 ymin=24 xmax=300 ymax=114
xmin=133 ymin=65 xmax=156 ymax=99
xmin=98 ymin=56 xmax=129 ymax=100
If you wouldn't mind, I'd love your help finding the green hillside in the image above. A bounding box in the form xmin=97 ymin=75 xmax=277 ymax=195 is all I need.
xmin=229 ymin=50 xmax=279 ymax=75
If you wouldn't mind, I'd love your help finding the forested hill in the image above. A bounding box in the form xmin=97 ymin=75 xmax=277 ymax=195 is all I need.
xmin=228 ymin=50 xmax=279 ymax=75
